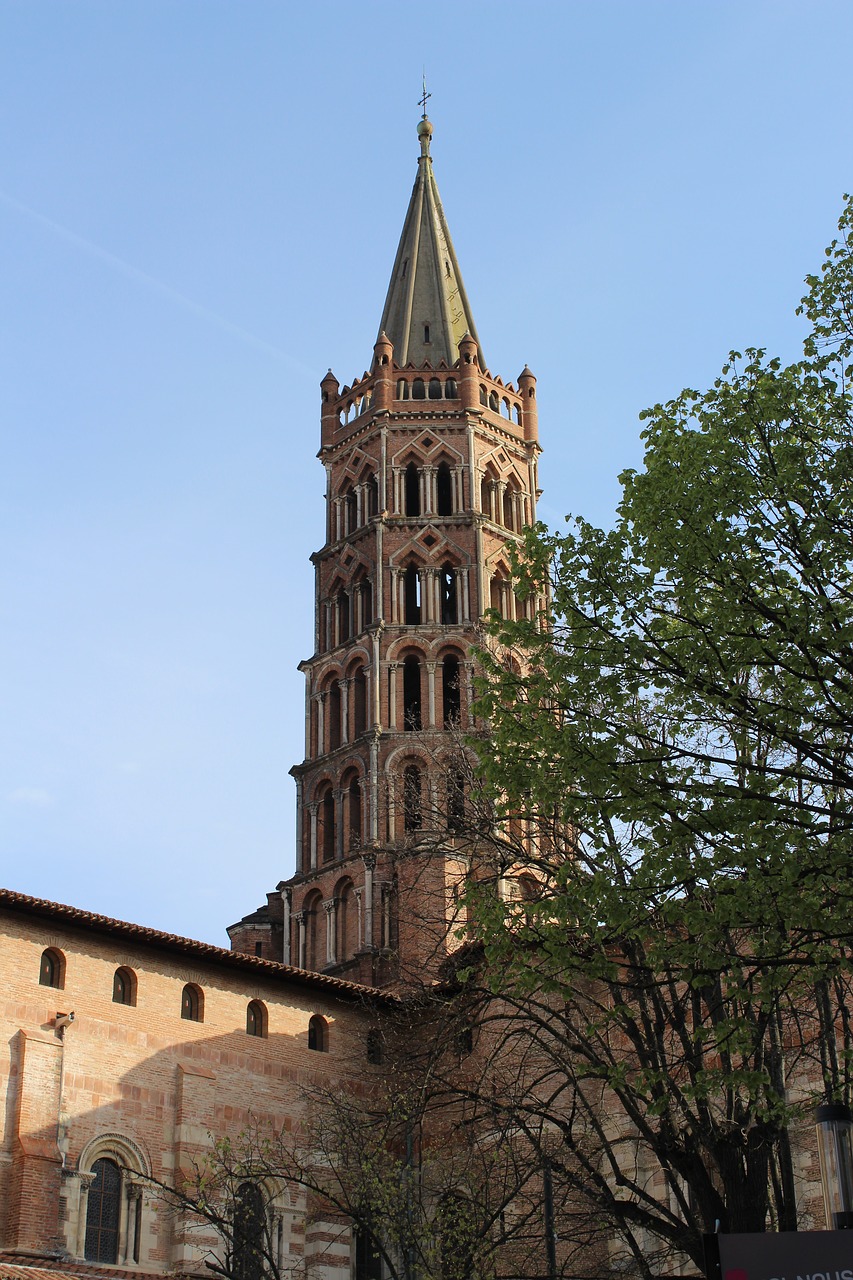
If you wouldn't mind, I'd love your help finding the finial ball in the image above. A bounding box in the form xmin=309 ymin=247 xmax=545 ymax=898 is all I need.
xmin=417 ymin=116 xmax=433 ymax=139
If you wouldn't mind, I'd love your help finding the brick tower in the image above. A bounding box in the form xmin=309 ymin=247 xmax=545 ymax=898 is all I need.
xmin=228 ymin=113 xmax=542 ymax=987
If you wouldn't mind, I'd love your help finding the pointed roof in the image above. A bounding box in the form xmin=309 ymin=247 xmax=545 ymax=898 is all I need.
xmin=377 ymin=115 xmax=484 ymax=369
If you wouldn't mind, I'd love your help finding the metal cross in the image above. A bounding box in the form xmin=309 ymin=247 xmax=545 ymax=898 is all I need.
xmin=419 ymin=75 xmax=431 ymax=119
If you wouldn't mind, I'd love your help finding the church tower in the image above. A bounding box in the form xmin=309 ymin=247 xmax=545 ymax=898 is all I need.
xmin=228 ymin=114 xmax=542 ymax=988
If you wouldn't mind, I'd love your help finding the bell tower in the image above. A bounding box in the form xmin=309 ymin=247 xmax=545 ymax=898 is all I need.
xmin=228 ymin=114 xmax=542 ymax=988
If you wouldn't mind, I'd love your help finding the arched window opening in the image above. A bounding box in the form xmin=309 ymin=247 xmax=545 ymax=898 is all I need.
xmin=366 ymin=1030 xmax=383 ymax=1065
xmin=338 ymin=880 xmax=358 ymax=961
xmin=480 ymin=473 xmax=492 ymax=517
xmin=447 ymin=769 xmax=465 ymax=832
xmin=329 ymin=680 xmax=342 ymax=751
xmin=436 ymin=461 xmax=453 ymax=515
xmin=479 ymin=385 xmax=487 ymax=406
xmin=338 ymin=590 xmax=350 ymax=644
xmin=519 ymin=874 xmax=540 ymax=901
xmin=514 ymin=403 xmax=522 ymax=425
xmin=397 ymin=379 xmax=409 ymax=400
xmin=246 ymin=1000 xmax=267 ymax=1038
xmin=423 ymin=324 xmax=431 ymax=345
xmin=501 ymin=397 xmax=512 ymax=419
xmin=412 ymin=378 xmax=426 ymax=400
xmin=353 ymin=668 xmax=367 ymax=737
xmin=305 ymin=894 xmax=322 ymax=970
xmin=344 ymin=488 xmax=357 ymax=535
xmin=361 ymin=577 xmax=373 ymax=629
xmin=490 ymin=574 xmax=506 ymax=617
xmin=405 ymin=462 xmax=421 ymax=516
xmin=503 ymin=486 xmax=514 ymax=530
xmin=348 ymin=777 xmax=362 ymax=848
xmin=403 ymin=655 xmax=422 ymax=731
xmin=428 ymin=377 xmax=442 ymax=399
xmin=355 ymin=1227 xmax=383 ymax=1280
xmin=233 ymin=1182 xmax=265 ymax=1280
xmin=321 ymin=787 xmax=336 ymax=863
xmin=404 ymin=564 xmax=421 ymax=625
xmin=308 ymin=1013 xmax=328 ymax=1052
xmin=113 ymin=967 xmax=136 ymax=1006
xmin=438 ymin=1194 xmax=474 ymax=1280
xmin=443 ymin=655 xmax=461 ymax=727
xmin=445 ymin=378 xmax=457 ymax=398
xmin=39 ymin=947 xmax=64 ymax=989
xmin=403 ymin=764 xmax=423 ymax=833
xmin=440 ymin=564 xmax=457 ymax=625
xmin=181 ymin=983 xmax=204 ymax=1022
xmin=488 ymin=390 xmax=500 ymax=412
xmin=85 ymin=1157 xmax=122 ymax=1263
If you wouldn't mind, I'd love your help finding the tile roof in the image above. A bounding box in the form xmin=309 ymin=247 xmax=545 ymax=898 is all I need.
xmin=0 ymin=888 xmax=397 ymax=1004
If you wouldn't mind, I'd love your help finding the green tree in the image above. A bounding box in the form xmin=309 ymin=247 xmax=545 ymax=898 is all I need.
xmin=462 ymin=195 xmax=853 ymax=1274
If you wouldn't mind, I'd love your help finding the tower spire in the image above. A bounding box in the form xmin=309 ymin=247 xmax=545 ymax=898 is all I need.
xmin=377 ymin=112 xmax=483 ymax=369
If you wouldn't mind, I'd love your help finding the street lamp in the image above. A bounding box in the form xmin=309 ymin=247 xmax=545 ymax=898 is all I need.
xmin=815 ymin=1103 xmax=853 ymax=1229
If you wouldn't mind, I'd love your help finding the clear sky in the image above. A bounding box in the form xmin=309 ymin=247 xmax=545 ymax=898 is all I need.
xmin=2 ymin=0 xmax=852 ymax=945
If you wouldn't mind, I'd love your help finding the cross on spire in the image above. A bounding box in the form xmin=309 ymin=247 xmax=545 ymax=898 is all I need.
xmin=419 ymin=74 xmax=431 ymax=119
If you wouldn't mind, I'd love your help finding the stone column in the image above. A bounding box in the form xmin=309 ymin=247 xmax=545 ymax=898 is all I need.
xmin=295 ymin=911 xmax=306 ymax=969
xmin=294 ymin=777 xmax=304 ymax=872
xmin=316 ymin=693 xmax=326 ymax=755
xmin=460 ymin=566 xmax=471 ymax=622
xmin=423 ymin=466 xmax=436 ymax=515
xmin=75 ymin=1171 xmax=97 ymax=1259
xmin=281 ymin=888 xmax=292 ymax=965
xmin=389 ymin=568 xmax=399 ymax=624
xmin=453 ymin=464 xmax=464 ymax=512
xmin=465 ymin=662 xmax=476 ymax=727
xmin=324 ymin=900 xmax=336 ymax=966
xmin=123 ymin=1180 xmax=143 ymax=1264
xmin=340 ymin=679 xmax=350 ymax=744
xmin=355 ymin=887 xmax=363 ymax=950
xmin=369 ymin=734 xmax=379 ymax=842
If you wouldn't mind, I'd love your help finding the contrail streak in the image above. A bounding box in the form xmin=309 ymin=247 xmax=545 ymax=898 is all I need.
xmin=0 ymin=189 xmax=316 ymax=379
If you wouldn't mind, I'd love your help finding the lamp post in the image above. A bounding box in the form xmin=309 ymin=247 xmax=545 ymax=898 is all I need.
xmin=815 ymin=1103 xmax=853 ymax=1229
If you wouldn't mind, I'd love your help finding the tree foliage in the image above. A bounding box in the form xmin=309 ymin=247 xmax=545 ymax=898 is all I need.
xmin=462 ymin=195 xmax=853 ymax=1272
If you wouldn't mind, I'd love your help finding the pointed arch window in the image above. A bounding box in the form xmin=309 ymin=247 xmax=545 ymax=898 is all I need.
xmin=403 ymin=764 xmax=423 ymax=833
xmin=403 ymin=655 xmax=422 ymax=731
xmin=440 ymin=564 xmax=457 ymax=625
xmin=85 ymin=1158 xmax=122 ymax=1263
xmin=361 ymin=577 xmax=373 ymax=629
xmin=338 ymin=590 xmax=350 ymax=644
xmin=320 ymin=786 xmax=336 ymax=863
xmin=436 ymin=461 xmax=453 ymax=515
xmin=405 ymin=463 xmax=421 ymax=516
xmin=404 ymin=564 xmax=421 ymax=624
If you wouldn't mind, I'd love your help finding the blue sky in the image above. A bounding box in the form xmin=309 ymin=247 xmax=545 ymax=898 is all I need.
xmin=2 ymin=0 xmax=852 ymax=945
